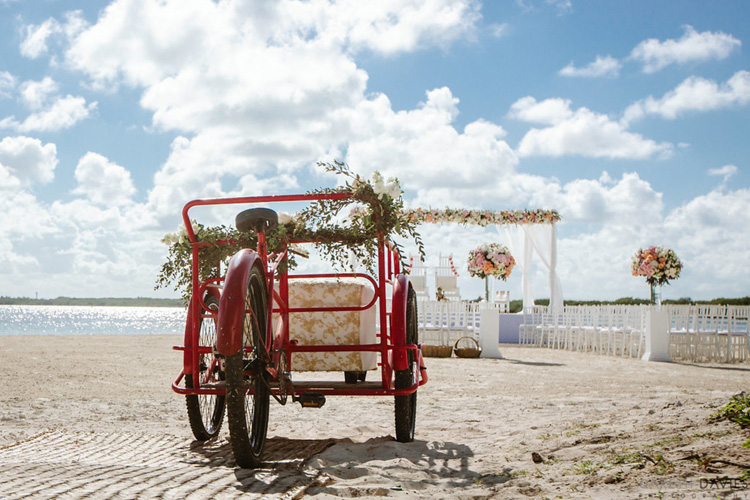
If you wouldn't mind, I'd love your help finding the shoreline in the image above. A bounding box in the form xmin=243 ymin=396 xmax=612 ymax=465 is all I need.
xmin=1 ymin=335 xmax=748 ymax=498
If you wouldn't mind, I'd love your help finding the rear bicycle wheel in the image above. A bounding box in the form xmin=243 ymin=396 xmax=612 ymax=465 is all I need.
xmin=185 ymin=295 xmax=225 ymax=440
xmin=225 ymin=265 xmax=270 ymax=468
xmin=394 ymin=287 xmax=418 ymax=442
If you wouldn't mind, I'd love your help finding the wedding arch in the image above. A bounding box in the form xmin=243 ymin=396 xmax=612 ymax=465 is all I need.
xmin=405 ymin=208 xmax=563 ymax=310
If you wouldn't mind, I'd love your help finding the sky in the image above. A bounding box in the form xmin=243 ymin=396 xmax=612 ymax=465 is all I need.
xmin=0 ymin=0 xmax=748 ymax=302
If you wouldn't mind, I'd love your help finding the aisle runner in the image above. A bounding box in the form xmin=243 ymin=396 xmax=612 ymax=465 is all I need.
xmin=0 ymin=431 xmax=337 ymax=499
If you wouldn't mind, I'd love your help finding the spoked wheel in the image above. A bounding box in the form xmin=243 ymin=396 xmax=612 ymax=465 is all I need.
xmin=185 ymin=295 xmax=225 ymax=441
xmin=394 ymin=286 xmax=418 ymax=442
xmin=225 ymin=265 xmax=270 ymax=468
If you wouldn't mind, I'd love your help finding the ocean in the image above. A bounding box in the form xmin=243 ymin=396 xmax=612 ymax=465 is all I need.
xmin=0 ymin=305 xmax=186 ymax=336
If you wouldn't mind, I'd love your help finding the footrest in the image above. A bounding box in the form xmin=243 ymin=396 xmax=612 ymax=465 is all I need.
xmin=297 ymin=392 xmax=326 ymax=408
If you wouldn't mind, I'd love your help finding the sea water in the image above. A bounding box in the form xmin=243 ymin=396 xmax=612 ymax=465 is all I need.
xmin=0 ymin=305 xmax=186 ymax=336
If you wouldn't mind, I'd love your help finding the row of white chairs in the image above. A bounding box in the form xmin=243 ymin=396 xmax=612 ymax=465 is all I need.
xmin=667 ymin=305 xmax=750 ymax=363
xmin=519 ymin=305 xmax=648 ymax=358
xmin=417 ymin=300 xmax=483 ymax=346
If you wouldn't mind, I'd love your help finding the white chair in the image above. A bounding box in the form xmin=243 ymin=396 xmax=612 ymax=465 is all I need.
xmin=728 ymin=306 xmax=749 ymax=362
xmin=494 ymin=291 xmax=510 ymax=313
xmin=434 ymin=253 xmax=461 ymax=301
xmin=419 ymin=301 xmax=449 ymax=346
xmin=407 ymin=255 xmax=430 ymax=300
xmin=667 ymin=305 xmax=692 ymax=360
xmin=519 ymin=306 xmax=543 ymax=345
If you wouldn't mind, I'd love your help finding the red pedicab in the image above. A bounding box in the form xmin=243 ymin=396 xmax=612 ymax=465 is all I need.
xmin=171 ymin=182 xmax=427 ymax=468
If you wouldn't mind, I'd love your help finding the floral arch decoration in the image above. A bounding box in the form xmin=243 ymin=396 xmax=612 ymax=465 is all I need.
xmin=404 ymin=207 xmax=563 ymax=310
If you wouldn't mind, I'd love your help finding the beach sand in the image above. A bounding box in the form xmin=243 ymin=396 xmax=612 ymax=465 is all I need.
xmin=1 ymin=334 xmax=749 ymax=499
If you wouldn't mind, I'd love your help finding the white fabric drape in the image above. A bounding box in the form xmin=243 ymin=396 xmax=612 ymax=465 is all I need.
xmin=501 ymin=226 xmax=534 ymax=310
xmin=500 ymin=224 xmax=563 ymax=311
xmin=524 ymin=224 xmax=563 ymax=310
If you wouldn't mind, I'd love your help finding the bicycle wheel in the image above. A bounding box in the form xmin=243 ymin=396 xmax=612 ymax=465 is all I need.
xmin=394 ymin=286 xmax=418 ymax=442
xmin=185 ymin=295 xmax=225 ymax=441
xmin=225 ymin=265 xmax=270 ymax=468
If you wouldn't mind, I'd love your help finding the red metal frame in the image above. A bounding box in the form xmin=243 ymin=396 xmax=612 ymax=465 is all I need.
xmin=172 ymin=192 xmax=427 ymax=399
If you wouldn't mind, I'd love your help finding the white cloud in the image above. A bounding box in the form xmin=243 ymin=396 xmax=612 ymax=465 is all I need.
xmin=20 ymin=18 xmax=61 ymax=59
xmin=0 ymin=135 xmax=58 ymax=185
xmin=72 ymin=152 xmax=136 ymax=206
xmin=1 ymin=95 xmax=97 ymax=132
xmin=663 ymin=188 xmax=750 ymax=289
xmin=20 ymin=77 xmax=59 ymax=109
xmin=343 ymin=88 xmax=519 ymax=196
xmin=488 ymin=22 xmax=509 ymax=38
xmin=630 ymin=25 xmax=741 ymax=73
xmin=559 ymin=55 xmax=621 ymax=78
xmin=508 ymin=96 xmax=573 ymax=125
xmin=511 ymin=97 xmax=673 ymax=159
xmin=708 ymin=164 xmax=737 ymax=181
xmin=0 ymin=71 xmax=16 ymax=98
xmin=623 ymin=71 xmax=750 ymax=123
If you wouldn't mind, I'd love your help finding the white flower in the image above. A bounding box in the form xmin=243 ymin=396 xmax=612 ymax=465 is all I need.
xmin=160 ymin=232 xmax=178 ymax=246
xmin=371 ymin=171 xmax=388 ymax=199
xmin=385 ymin=176 xmax=402 ymax=199
xmin=278 ymin=211 xmax=293 ymax=225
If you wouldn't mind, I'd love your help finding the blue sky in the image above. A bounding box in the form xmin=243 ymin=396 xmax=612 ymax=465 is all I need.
xmin=0 ymin=0 xmax=748 ymax=302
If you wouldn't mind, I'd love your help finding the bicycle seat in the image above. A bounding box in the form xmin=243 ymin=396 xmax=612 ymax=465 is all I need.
xmin=236 ymin=207 xmax=279 ymax=233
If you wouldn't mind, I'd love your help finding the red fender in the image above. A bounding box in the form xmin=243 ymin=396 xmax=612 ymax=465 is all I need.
xmin=216 ymin=249 xmax=264 ymax=357
xmin=391 ymin=274 xmax=410 ymax=371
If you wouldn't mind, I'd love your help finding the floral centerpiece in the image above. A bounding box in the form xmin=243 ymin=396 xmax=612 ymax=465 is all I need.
xmin=467 ymin=243 xmax=515 ymax=301
xmin=467 ymin=243 xmax=515 ymax=280
xmin=155 ymin=161 xmax=425 ymax=303
xmin=631 ymin=246 xmax=683 ymax=304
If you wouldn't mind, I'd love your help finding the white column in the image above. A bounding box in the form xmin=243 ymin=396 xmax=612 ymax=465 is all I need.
xmin=479 ymin=308 xmax=502 ymax=358
xmin=641 ymin=308 xmax=671 ymax=362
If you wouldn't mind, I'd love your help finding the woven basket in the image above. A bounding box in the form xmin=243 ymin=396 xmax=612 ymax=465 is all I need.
xmin=453 ymin=336 xmax=482 ymax=358
xmin=421 ymin=344 xmax=453 ymax=358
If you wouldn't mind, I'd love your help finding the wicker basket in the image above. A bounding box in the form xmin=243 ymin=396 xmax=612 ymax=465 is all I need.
xmin=453 ymin=336 xmax=482 ymax=358
xmin=421 ymin=344 xmax=453 ymax=358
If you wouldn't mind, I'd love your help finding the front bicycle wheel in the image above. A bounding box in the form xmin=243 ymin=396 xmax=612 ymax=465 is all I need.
xmin=225 ymin=265 xmax=270 ymax=468
xmin=394 ymin=287 xmax=418 ymax=442
xmin=185 ymin=295 xmax=225 ymax=441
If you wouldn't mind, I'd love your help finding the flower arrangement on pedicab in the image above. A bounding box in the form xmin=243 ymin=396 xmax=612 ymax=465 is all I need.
xmin=631 ymin=246 xmax=683 ymax=304
xmin=155 ymin=161 xmax=425 ymax=303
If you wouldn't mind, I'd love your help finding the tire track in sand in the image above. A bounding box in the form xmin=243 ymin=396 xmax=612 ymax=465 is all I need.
xmin=0 ymin=431 xmax=337 ymax=499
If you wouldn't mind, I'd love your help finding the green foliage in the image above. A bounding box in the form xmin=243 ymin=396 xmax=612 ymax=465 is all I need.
xmin=298 ymin=161 xmax=425 ymax=274
xmin=711 ymin=392 xmax=750 ymax=452
xmin=154 ymin=161 xmax=426 ymax=303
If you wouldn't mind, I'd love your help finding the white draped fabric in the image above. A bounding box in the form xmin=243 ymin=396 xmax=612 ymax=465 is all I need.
xmin=502 ymin=226 xmax=534 ymax=309
xmin=501 ymin=224 xmax=563 ymax=310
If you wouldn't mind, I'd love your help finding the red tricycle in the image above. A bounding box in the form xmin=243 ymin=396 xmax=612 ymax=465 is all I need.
xmin=172 ymin=191 xmax=427 ymax=468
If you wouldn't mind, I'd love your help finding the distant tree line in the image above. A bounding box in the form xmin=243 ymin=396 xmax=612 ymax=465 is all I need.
xmin=0 ymin=296 xmax=183 ymax=307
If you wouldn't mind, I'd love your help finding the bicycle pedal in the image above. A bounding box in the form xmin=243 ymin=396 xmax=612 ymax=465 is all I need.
xmin=298 ymin=392 xmax=326 ymax=408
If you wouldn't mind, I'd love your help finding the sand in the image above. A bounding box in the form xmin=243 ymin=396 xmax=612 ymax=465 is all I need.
xmin=1 ymin=334 xmax=749 ymax=499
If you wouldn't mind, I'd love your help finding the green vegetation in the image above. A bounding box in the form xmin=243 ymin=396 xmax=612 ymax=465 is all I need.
xmin=711 ymin=392 xmax=750 ymax=447
xmin=0 ymin=296 xmax=183 ymax=308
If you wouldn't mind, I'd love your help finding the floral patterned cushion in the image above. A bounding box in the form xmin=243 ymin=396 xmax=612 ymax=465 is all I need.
xmin=282 ymin=278 xmax=377 ymax=372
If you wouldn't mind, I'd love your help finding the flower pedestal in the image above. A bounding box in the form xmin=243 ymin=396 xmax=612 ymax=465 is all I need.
xmin=479 ymin=308 xmax=503 ymax=359
xmin=641 ymin=308 xmax=671 ymax=362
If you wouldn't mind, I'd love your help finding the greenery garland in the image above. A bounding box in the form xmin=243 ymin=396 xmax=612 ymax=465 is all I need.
xmin=154 ymin=161 xmax=425 ymax=303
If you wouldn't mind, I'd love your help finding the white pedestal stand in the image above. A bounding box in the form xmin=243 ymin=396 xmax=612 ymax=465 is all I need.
xmin=641 ymin=308 xmax=671 ymax=362
xmin=479 ymin=308 xmax=502 ymax=358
